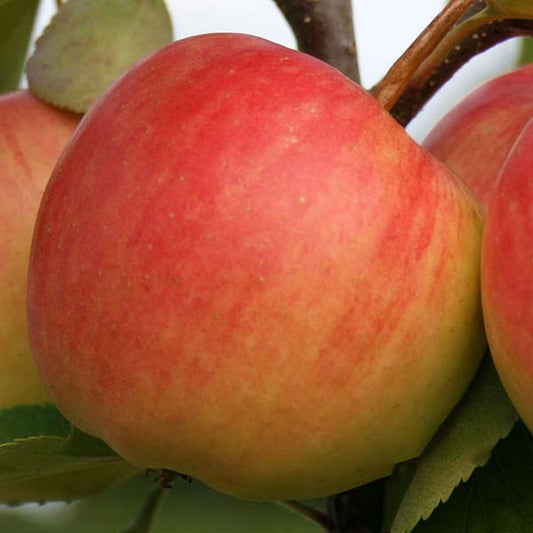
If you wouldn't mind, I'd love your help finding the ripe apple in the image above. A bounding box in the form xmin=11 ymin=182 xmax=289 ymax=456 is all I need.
xmin=482 ymin=118 xmax=533 ymax=431
xmin=0 ymin=90 xmax=78 ymax=408
xmin=424 ymin=64 xmax=533 ymax=206
xmin=28 ymin=33 xmax=485 ymax=500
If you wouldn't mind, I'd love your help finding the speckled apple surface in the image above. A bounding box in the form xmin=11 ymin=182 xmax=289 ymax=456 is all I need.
xmin=424 ymin=64 xmax=533 ymax=207
xmin=482 ymin=118 xmax=533 ymax=432
xmin=0 ymin=91 xmax=77 ymax=408
xmin=28 ymin=34 xmax=485 ymax=500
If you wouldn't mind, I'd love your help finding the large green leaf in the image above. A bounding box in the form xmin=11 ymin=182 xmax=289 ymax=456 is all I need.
xmin=414 ymin=422 xmax=533 ymax=532
xmin=27 ymin=0 xmax=173 ymax=112
xmin=0 ymin=0 xmax=40 ymax=92
xmin=385 ymin=357 xmax=518 ymax=533
xmin=0 ymin=403 xmax=138 ymax=505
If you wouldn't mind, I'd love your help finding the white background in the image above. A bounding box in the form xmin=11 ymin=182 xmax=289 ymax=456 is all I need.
xmin=31 ymin=0 xmax=520 ymax=141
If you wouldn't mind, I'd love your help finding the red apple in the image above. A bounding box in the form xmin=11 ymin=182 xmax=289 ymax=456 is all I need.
xmin=424 ymin=64 xmax=533 ymax=206
xmin=28 ymin=34 xmax=485 ymax=500
xmin=0 ymin=91 xmax=77 ymax=408
xmin=482 ymin=117 xmax=533 ymax=431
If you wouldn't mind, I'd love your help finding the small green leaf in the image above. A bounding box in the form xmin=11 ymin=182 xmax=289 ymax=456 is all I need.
xmin=0 ymin=461 xmax=137 ymax=507
xmin=0 ymin=435 xmax=119 ymax=484
xmin=0 ymin=403 xmax=139 ymax=505
xmin=63 ymin=426 xmax=119 ymax=457
xmin=27 ymin=0 xmax=173 ymax=112
xmin=386 ymin=356 xmax=518 ymax=533
xmin=414 ymin=423 xmax=533 ymax=532
xmin=0 ymin=0 xmax=40 ymax=92
xmin=0 ymin=403 xmax=71 ymax=444
xmin=518 ymin=38 xmax=533 ymax=66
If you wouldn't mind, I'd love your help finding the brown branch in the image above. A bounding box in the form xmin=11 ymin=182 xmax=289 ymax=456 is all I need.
xmin=278 ymin=500 xmax=334 ymax=531
xmin=273 ymin=0 xmax=359 ymax=83
xmin=391 ymin=18 xmax=533 ymax=126
xmin=460 ymin=0 xmax=488 ymax=20
xmin=372 ymin=0 xmax=475 ymax=110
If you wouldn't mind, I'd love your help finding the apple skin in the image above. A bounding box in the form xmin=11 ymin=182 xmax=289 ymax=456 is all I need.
xmin=424 ymin=64 xmax=533 ymax=206
xmin=482 ymin=118 xmax=533 ymax=432
xmin=28 ymin=33 xmax=485 ymax=500
xmin=0 ymin=91 xmax=78 ymax=408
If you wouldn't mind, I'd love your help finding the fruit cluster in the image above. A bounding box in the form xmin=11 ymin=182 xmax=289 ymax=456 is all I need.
xmin=2 ymin=34 xmax=532 ymax=501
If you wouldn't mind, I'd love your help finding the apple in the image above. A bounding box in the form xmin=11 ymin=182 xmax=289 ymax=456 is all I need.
xmin=28 ymin=33 xmax=485 ymax=500
xmin=0 ymin=90 xmax=78 ymax=408
xmin=482 ymin=117 xmax=533 ymax=432
xmin=423 ymin=64 xmax=533 ymax=206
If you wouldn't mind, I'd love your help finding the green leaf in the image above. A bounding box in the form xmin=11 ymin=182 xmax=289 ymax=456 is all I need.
xmin=0 ymin=462 xmax=137 ymax=507
xmin=0 ymin=0 xmax=40 ymax=93
xmin=63 ymin=426 xmax=119 ymax=457
xmin=26 ymin=0 xmax=173 ymax=113
xmin=518 ymin=38 xmax=533 ymax=66
xmin=414 ymin=423 xmax=533 ymax=532
xmin=0 ymin=403 xmax=139 ymax=505
xmin=0 ymin=435 xmax=119 ymax=484
xmin=385 ymin=356 xmax=518 ymax=533
xmin=0 ymin=403 xmax=71 ymax=444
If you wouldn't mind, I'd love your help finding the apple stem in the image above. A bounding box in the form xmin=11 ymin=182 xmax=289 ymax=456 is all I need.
xmin=273 ymin=0 xmax=360 ymax=84
xmin=372 ymin=0 xmax=474 ymax=111
xmin=278 ymin=500 xmax=335 ymax=531
xmin=122 ymin=478 xmax=174 ymax=533
xmin=391 ymin=16 xmax=533 ymax=125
